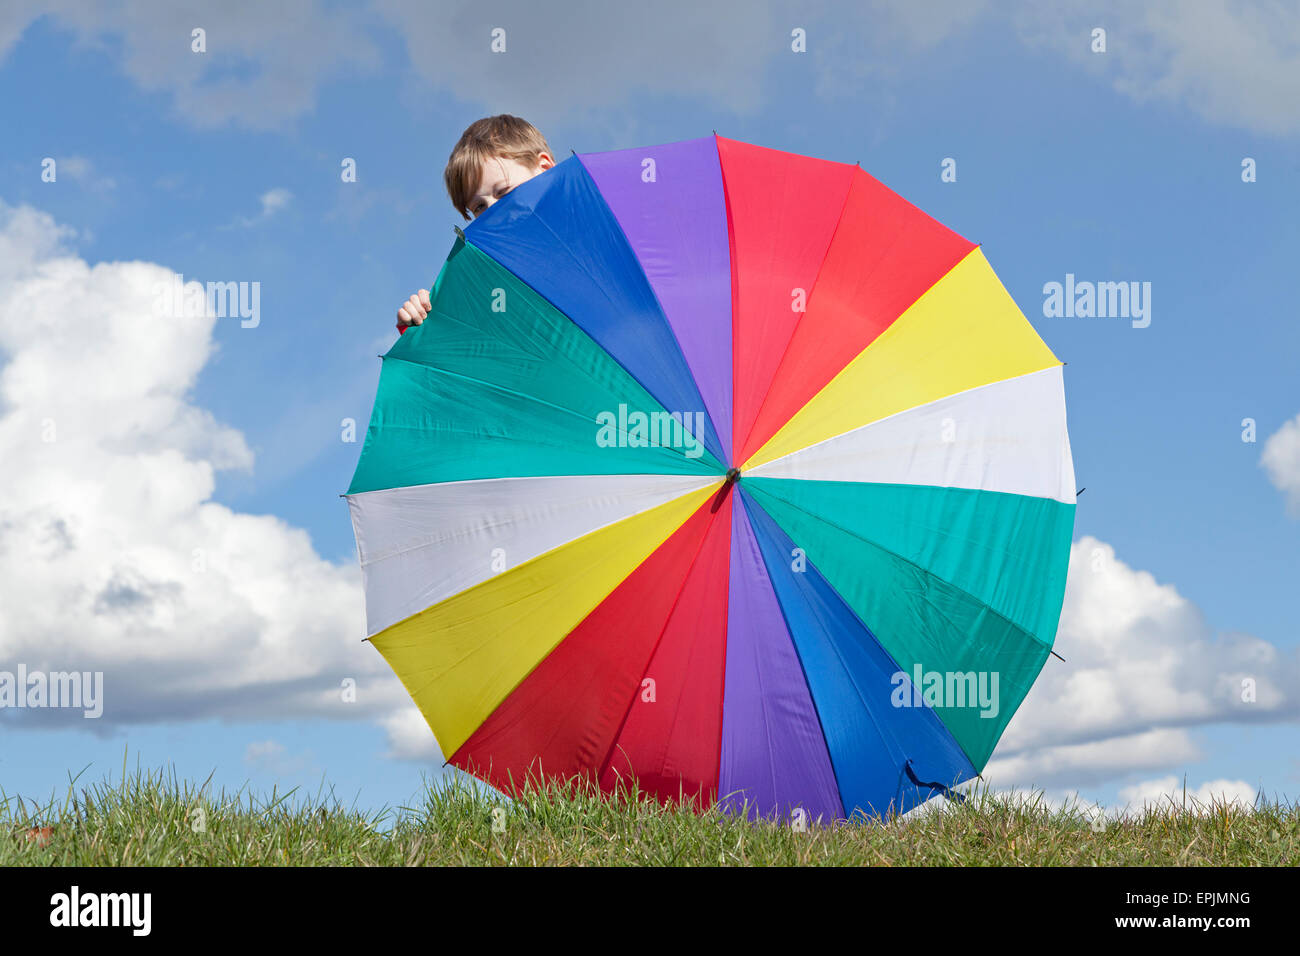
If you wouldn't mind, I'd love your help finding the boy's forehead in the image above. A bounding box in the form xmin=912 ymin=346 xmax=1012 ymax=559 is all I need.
xmin=473 ymin=157 xmax=511 ymax=194
xmin=479 ymin=155 xmax=520 ymax=179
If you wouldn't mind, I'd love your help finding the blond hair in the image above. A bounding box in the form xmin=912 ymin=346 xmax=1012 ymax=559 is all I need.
xmin=444 ymin=115 xmax=553 ymax=221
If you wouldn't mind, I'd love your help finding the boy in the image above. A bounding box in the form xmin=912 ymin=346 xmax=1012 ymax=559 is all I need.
xmin=396 ymin=114 xmax=556 ymax=333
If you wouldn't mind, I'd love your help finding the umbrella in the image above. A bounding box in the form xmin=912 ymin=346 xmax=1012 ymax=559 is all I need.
xmin=346 ymin=134 xmax=1076 ymax=821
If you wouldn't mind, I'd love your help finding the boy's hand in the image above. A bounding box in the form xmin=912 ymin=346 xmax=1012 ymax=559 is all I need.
xmin=396 ymin=289 xmax=431 ymax=333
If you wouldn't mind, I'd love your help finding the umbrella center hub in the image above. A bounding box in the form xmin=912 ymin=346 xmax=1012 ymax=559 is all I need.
xmin=725 ymin=467 xmax=741 ymax=485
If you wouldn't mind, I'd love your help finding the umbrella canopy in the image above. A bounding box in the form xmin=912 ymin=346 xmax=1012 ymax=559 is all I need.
xmin=346 ymin=134 xmax=1076 ymax=821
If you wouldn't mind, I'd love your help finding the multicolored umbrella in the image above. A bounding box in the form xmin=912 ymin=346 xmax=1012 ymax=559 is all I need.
xmin=346 ymin=134 xmax=1075 ymax=821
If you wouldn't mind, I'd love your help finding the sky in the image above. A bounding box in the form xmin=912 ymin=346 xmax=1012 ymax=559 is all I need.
xmin=0 ymin=0 xmax=1297 ymax=823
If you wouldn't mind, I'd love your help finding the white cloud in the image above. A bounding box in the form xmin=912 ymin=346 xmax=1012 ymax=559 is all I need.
xmin=2 ymin=1 xmax=1295 ymax=138
xmin=985 ymin=536 xmax=1299 ymax=788
xmin=243 ymin=738 xmax=317 ymax=776
xmin=985 ymin=729 xmax=1204 ymax=787
xmin=244 ymin=738 xmax=284 ymax=769
xmin=246 ymin=739 xmax=284 ymax=759
xmin=969 ymin=780 xmax=1265 ymax=819
xmin=0 ymin=199 xmax=408 ymax=734
xmin=1012 ymin=0 xmax=1300 ymax=136
xmin=1 ymin=0 xmax=379 ymax=129
xmin=0 ymin=0 xmax=42 ymax=62
xmin=371 ymin=0 xmax=779 ymax=137
xmin=899 ymin=783 xmax=1107 ymax=824
xmin=0 ymin=0 xmax=779 ymax=137
xmin=229 ymin=187 xmax=293 ymax=227
xmin=802 ymin=1 xmax=1300 ymax=137
xmin=258 ymin=188 xmax=292 ymax=217
xmin=805 ymin=0 xmax=991 ymax=105
xmin=379 ymin=706 xmax=443 ymax=762
xmin=1117 ymin=775 xmax=1260 ymax=813
xmin=55 ymin=156 xmax=117 ymax=193
xmin=58 ymin=156 xmax=91 ymax=180
xmin=1261 ymin=412 xmax=1300 ymax=517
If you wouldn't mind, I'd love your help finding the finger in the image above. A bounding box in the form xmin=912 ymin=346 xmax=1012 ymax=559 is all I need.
xmin=419 ymin=288 xmax=431 ymax=311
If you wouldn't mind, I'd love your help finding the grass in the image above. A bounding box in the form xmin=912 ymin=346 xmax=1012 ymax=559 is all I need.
xmin=2 ymin=760 xmax=1297 ymax=866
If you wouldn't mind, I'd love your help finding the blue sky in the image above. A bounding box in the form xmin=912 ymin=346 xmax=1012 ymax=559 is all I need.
xmin=0 ymin=1 xmax=1296 ymax=821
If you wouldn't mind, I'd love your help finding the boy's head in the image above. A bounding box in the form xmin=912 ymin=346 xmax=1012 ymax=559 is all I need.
xmin=444 ymin=114 xmax=556 ymax=221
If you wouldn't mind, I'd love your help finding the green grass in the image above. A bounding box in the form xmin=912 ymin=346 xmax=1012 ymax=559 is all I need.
xmin=3 ymin=760 xmax=1296 ymax=866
